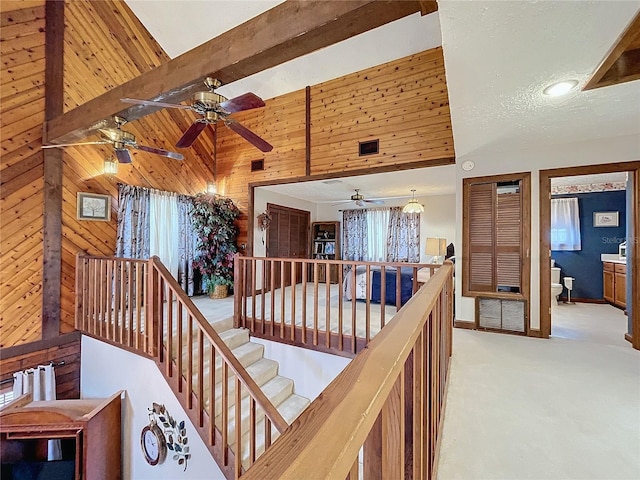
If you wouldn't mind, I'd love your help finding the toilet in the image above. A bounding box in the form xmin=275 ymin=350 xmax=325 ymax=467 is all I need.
xmin=551 ymin=263 xmax=563 ymax=305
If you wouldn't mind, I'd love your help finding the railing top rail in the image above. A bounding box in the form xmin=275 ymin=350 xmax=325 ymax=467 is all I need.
xmin=149 ymin=256 xmax=289 ymax=433
xmin=237 ymin=255 xmax=441 ymax=269
xmin=242 ymin=261 xmax=454 ymax=480
xmin=77 ymin=254 xmax=148 ymax=264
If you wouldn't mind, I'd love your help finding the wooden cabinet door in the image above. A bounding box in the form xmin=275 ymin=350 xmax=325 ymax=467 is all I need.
xmin=603 ymin=269 xmax=614 ymax=302
xmin=614 ymin=272 xmax=626 ymax=308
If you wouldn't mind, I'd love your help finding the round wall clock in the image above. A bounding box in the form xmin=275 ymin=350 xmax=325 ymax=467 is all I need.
xmin=141 ymin=420 xmax=167 ymax=466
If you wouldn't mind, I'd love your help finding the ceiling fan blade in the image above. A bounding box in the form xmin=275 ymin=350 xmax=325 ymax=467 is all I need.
xmin=176 ymin=121 xmax=208 ymax=148
xmin=331 ymin=200 xmax=353 ymax=206
xmin=224 ymin=119 xmax=273 ymax=152
xmin=364 ymin=199 xmax=385 ymax=205
xmin=219 ymin=92 xmax=265 ymax=113
xmin=121 ymin=98 xmax=192 ymax=110
xmin=115 ymin=149 xmax=132 ymax=164
xmin=42 ymin=141 xmax=109 ymax=148
xmin=134 ymin=144 xmax=184 ymax=161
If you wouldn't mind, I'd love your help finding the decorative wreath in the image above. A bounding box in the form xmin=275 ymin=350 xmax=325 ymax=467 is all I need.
xmin=257 ymin=211 xmax=272 ymax=231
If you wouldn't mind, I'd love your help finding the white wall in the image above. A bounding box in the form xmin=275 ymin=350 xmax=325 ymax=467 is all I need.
xmin=250 ymin=337 xmax=351 ymax=401
xmin=454 ymin=133 xmax=640 ymax=329
xmin=317 ymin=193 xmax=457 ymax=263
xmin=81 ymin=337 xmax=226 ymax=480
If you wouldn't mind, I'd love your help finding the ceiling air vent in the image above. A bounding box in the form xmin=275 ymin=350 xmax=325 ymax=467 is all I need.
xmin=359 ymin=139 xmax=379 ymax=156
xmin=251 ymin=159 xmax=264 ymax=172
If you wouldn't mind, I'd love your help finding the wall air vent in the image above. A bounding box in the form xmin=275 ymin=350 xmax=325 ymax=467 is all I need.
xmin=251 ymin=159 xmax=264 ymax=172
xmin=359 ymin=139 xmax=379 ymax=156
xmin=477 ymin=297 xmax=526 ymax=333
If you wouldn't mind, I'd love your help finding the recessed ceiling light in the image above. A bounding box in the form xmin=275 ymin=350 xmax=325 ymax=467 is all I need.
xmin=543 ymin=80 xmax=579 ymax=97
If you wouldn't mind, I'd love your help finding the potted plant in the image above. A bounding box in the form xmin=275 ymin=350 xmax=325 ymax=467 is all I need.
xmin=190 ymin=193 xmax=240 ymax=298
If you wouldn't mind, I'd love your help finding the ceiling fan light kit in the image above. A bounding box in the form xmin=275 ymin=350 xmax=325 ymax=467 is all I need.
xmin=403 ymin=189 xmax=424 ymax=213
xmin=103 ymin=157 xmax=118 ymax=175
xmin=121 ymin=77 xmax=273 ymax=152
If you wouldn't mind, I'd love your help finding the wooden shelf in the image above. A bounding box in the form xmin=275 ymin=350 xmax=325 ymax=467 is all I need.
xmin=311 ymin=222 xmax=340 ymax=283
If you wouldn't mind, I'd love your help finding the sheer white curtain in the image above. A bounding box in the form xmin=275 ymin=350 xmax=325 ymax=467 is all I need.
xmin=13 ymin=365 xmax=62 ymax=460
xmin=551 ymin=197 xmax=581 ymax=250
xmin=366 ymin=208 xmax=390 ymax=261
xmin=150 ymin=191 xmax=180 ymax=277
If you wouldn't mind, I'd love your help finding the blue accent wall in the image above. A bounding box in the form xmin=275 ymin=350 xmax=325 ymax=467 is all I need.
xmin=551 ymin=191 xmax=626 ymax=300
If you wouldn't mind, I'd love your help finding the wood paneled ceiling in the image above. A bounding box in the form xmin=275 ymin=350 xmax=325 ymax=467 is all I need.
xmin=584 ymin=10 xmax=640 ymax=90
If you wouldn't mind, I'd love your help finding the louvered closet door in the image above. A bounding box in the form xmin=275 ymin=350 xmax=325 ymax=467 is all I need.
xmin=496 ymin=190 xmax=522 ymax=290
xmin=469 ymin=183 xmax=495 ymax=292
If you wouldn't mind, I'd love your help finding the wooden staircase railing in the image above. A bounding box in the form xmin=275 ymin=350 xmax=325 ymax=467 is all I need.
xmin=234 ymin=255 xmax=440 ymax=356
xmin=75 ymin=254 xmax=287 ymax=479
xmin=242 ymin=261 xmax=454 ymax=480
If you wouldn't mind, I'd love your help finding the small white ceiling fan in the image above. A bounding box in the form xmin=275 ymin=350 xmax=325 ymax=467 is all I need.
xmin=332 ymin=189 xmax=385 ymax=207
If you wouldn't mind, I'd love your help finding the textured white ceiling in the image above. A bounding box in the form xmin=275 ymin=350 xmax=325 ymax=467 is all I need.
xmin=124 ymin=0 xmax=640 ymax=198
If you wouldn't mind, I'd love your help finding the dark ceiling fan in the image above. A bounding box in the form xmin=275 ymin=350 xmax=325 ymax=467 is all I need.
xmin=333 ymin=189 xmax=385 ymax=207
xmin=41 ymin=116 xmax=183 ymax=164
xmin=121 ymin=77 xmax=273 ymax=152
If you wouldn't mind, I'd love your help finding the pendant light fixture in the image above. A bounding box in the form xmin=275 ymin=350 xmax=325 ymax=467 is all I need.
xmin=402 ymin=189 xmax=424 ymax=213
xmin=103 ymin=157 xmax=118 ymax=175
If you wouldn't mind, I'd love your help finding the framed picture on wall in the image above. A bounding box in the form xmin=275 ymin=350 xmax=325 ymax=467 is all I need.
xmin=77 ymin=192 xmax=111 ymax=221
xmin=593 ymin=211 xmax=619 ymax=227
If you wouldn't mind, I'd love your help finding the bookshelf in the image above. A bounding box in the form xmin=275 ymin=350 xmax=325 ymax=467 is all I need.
xmin=311 ymin=222 xmax=340 ymax=283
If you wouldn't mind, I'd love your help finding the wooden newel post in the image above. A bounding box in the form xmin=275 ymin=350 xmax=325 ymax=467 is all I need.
xmin=233 ymin=254 xmax=243 ymax=328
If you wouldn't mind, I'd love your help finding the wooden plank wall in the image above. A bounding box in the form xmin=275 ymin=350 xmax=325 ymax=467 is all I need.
xmin=216 ymin=47 xmax=454 ymax=247
xmin=0 ymin=333 xmax=82 ymax=400
xmin=1 ymin=0 xmax=215 ymax=347
xmin=1 ymin=0 xmax=47 ymax=347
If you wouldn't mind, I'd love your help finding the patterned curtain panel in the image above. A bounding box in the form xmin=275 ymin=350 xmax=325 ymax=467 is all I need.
xmin=342 ymin=209 xmax=368 ymax=261
xmin=116 ymin=184 xmax=150 ymax=259
xmin=177 ymin=195 xmax=197 ymax=296
xmin=386 ymin=207 xmax=420 ymax=262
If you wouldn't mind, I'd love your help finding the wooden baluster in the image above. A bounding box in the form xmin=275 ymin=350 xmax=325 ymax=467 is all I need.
xmin=135 ymin=262 xmax=143 ymax=350
xmin=291 ymin=261 xmax=296 ymax=342
xmin=413 ymin=266 xmax=419 ymax=294
xmin=104 ymin=259 xmax=111 ymax=339
xmin=242 ymin=258 xmax=248 ymax=325
xmin=92 ymin=259 xmax=99 ymax=336
xmin=365 ymin=264 xmax=371 ymax=345
xmin=338 ymin=264 xmax=344 ymax=351
xmin=280 ymin=260 xmax=285 ymax=338
xmin=112 ymin=260 xmax=120 ymax=341
xmin=82 ymin=257 xmax=89 ymax=331
xmin=346 ymin=456 xmax=359 ymax=480
xmin=235 ymin=378 xmax=242 ymax=478
xmin=98 ymin=259 xmax=105 ymax=337
xmin=270 ymin=260 xmax=275 ymax=337
xmin=128 ymin=261 xmax=135 ymax=346
xmin=302 ymin=261 xmax=307 ymax=344
xmin=380 ymin=265 xmax=386 ymax=329
xmin=198 ymin=328 xmax=204 ymax=427
xmin=264 ymin=417 xmax=272 ymax=450
xmin=222 ymin=362 xmax=229 ymax=465
xmin=364 ymin=414 xmax=382 ymax=480
xmin=351 ymin=263 xmax=357 ymax=354
xmin=251 ymin=259 xmax=257 ymax=332
xmin=187 ymin=312 xmax=193 ymax=409
xmin=209 ymin=345 xmax=216 ymax=445
xmin=413 ymin=332 xmax=425 ymax=480
xmin=249 ymin=397 xmax=257 ymax=466
xmin=234 ymin=255 xmax=243 ymax=328
xmin=119 ymin=259 xmax=126 ymax=343
xmin=382 ymin=372 xmax=404 ymax=479
xmin=168 ymin=288 xmax=175 ymax=381
xmin=261 ymin=259 xmax=266 ymax=334
xmin=313 ymin=263 xmax=319 ymax=346
xmin=396 ymin=266 xmax=402 ymax=312
xmin=325 ymin=266 xmax=331 ymax=348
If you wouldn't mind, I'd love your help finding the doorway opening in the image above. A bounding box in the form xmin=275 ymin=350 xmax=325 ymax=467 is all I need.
xmin=540 ymin=161 xmax=640 ymax=350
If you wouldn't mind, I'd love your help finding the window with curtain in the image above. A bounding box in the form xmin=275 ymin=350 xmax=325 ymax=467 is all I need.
xmin=116 ymin=184 xmax=197 ymax=295
xmin=342 ymin=207 xmax=419 ymax=262
xmin=551 ymin=197 xmax=581 ymax=251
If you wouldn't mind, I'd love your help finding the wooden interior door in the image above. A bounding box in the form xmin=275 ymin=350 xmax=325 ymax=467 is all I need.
xmin=266 ymin=203 xmax=310 ymax=288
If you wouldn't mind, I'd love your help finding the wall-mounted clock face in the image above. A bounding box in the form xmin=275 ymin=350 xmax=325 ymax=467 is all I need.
xmin=141 ymin=421 xmax=167 ymax=466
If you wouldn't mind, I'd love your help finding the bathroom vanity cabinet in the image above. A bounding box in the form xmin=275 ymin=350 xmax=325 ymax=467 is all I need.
xmin=603 ymin=261 xmax=626 ymax=309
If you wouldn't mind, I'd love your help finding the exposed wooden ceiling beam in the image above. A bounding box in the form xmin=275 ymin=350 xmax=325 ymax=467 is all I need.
xmin=46 ymin=0 xmax=434 ymax=144
xmin=583 ymin=10 xmax=640 ymax=91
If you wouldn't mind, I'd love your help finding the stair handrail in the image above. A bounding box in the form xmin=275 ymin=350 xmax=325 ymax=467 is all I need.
xmin=148 ymin=256 xmax=288 ymax=434
xmin=242 ymin=261 xmax=454 ymax=479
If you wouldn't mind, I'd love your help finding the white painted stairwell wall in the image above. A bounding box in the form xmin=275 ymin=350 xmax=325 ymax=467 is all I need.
xmin=81 ymin=336 xmax=226 ymax=480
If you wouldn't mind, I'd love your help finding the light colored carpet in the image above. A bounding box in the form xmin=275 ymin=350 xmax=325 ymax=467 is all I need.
xmin=552 ymin=302 xmax=629 ymax=348
xmin=437 ymin=328 xmax=640 ymax=480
